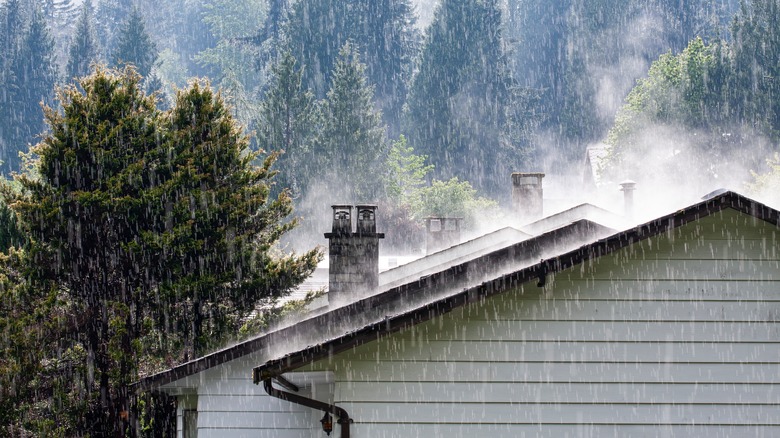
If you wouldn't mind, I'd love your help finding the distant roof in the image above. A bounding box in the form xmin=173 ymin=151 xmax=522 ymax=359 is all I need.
xmin=134 ymin=191 xmax=780 ymax=392
xmin=521 ymin=203 xmax=627 ymax=235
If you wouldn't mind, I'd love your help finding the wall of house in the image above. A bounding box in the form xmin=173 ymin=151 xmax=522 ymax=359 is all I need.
xmin=163 ymin=353 xmax=331 ymax=438
xmin=301 ymin=208 xmax=780 ymax=437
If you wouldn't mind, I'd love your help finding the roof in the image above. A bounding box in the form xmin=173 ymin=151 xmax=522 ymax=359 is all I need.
xmin=133 ymin=191 xmax=780 ymax=391
xmin=249 ymin=191 xmax=780 ymax=383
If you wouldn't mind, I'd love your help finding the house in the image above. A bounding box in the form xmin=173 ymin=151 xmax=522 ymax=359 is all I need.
xmin=135 ymin=175 xmax=780 ymax=438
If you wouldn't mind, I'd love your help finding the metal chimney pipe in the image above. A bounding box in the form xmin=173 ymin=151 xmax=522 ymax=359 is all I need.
xmin=619 ymin=180 xmax=637 ymax=219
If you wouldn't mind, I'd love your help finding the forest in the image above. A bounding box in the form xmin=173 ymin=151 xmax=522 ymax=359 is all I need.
xmin=1 ymin=0 xmax=780 ymax=435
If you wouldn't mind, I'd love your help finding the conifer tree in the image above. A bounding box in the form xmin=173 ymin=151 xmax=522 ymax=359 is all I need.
xmin=257 ymin=51 xmax=317 ymax=197
xmin=66 ymin=0 xmax=99 ymax=80
xmin=5 ymin=66 xmax=319 ymax=435
xmin=315 ymin=43 xmax=387 ymax=201
xmin=95 ymin=0 xmax=133 ymax=59
xmin=4 ymin=7 xmax=57 ymax=172
xmin=406 ymin=0 xmax=524 ymax=196
xmin=730 ymin=0 xmax=780 ymax=137
xmin=112 ymin=6 xmax=157 ymax=78
xmin=285 ymin=0 xmax=418 ymax=132
xmin=0 ymin=0 xmax=25 ymax=168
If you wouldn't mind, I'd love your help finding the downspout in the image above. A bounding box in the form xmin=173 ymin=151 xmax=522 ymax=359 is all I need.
xmin=263 ymin=378 xmax=353 ymax=438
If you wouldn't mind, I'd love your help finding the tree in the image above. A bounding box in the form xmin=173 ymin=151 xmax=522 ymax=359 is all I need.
xmin=406 ymin=0 xmax=526 ymax=197
xmin=95 ymin=0 xmax=133 ymax=60
xmin=314 ymin=43 xmax=387 ymax=201
xmin=730 ymin=0 xmax=780 ymax=137
xmin=284 ymin=0 xmax=418 ymax=133
xmin=4 ymin=7 xmax=58 ymax=173
xmin=5 ymin=66 xmax=319 ymax=435
xmin=256 ymin=51 xmax=317 ymax=197
xmin=112 ymin=7 xmax=157 ymax=79
xmin=0 ymin=0 xmax=26 ymax=170
xmin=66 ymin=0 xmax=99 ymax=80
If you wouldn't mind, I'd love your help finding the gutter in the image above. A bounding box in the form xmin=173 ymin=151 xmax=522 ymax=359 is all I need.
xmin=263 ymin=378 xmax=352 ymax=438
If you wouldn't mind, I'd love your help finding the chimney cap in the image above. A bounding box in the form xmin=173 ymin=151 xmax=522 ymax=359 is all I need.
xmin=619 ymin=180 xmax=637 ymax=191
xmin=512 ymin=172 xmax=545 ymax=182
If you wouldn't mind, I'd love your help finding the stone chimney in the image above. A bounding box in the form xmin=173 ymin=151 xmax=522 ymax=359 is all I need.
xmin=619 ymin=180 xmax=636 ymax=219
xmin=512 ymin=172 xmax=545 ymax=223
xmin=324 ymin=204 xmax=384 ymax=300
xmin=425 ymin=217 xmax=463 ymax=254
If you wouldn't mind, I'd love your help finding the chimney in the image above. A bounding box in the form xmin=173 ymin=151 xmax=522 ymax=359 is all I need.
xmin=425 ymin=217 xmax=463 ymax=254
xmin=512 ymin=172 xmax=545 ymax=223
xmin=324 ymin=204 xmax=384 ymax=301
xmin=619 ymin=180 xmax=636 ymax=219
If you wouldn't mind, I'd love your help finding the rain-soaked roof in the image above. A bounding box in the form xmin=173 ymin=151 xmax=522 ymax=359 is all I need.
xmin=133 ymin=191 xmax=780 ymax=391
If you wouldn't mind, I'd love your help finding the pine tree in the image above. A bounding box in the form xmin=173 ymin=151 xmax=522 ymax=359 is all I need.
xmin=112 ymin=6 xmax=157 ymax=78
xmin=285 ymin=0 xmax=418 ymax=133
xmin=4 ymin=7 xmax=57 ymax=173
xmin=315 ymin=43 xmax=387 ymax=201
xmin=0 ymin=0 xmax=26 ymax=168
xmin=66 ymin=0 xmax=99 ymax=80
xmin=406 ymin=0 xmax=524 ymax=196
xmin=95 ymin=0 xmax=133 ymax=60
xmin=257 ymin=51 xmax=317 ymax=197
xmin=5 ymin=66 xmax=320 ymax=435
xmin=730 ymin=0 xmax=780 ymax=137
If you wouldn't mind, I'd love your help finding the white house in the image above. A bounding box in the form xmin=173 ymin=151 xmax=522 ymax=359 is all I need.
xmin=135 ymin=183 xmax=780 ymax=438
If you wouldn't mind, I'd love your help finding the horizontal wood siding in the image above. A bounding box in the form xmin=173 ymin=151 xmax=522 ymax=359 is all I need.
xmin=194 ymin=376 xmax=312 ymax=438
xmin=302 ymin=209 xmax=780 ymax=437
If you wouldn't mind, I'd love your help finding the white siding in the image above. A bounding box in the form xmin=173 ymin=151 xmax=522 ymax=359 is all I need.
xmin=303 ymin=208 xmax=780 ymax=437
xmin=164 ymin=350 xmax=330 ymax=438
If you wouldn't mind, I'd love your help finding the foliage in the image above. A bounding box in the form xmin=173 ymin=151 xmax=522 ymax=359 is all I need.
xmin=405 ymin=0 xmax=528 ymax=197
xmin=747 ymin=153 xmax=780 ymax=205
xmin=507 ymin=0 xmax=726 ymax=157
xmin=606 ymin=37 xmax=726 ymax=160
xmin=730 ymin=0 xmax=780 ymax=137
xmin=256 ymin=51 xmax=317 ymax=197
xmin=381 ymin=137 xmax=498 ymax=241
xmin=414 ymin=178 xmax=500 ymax=228
xmin=195 ymin=0 xmax=265 ymax=129
xmin=66 ymin=0 xmax=99 ymax=80
xmin=1 ymin=4 xmax=57 ymax=174
xmin=383 ymin=135 xmax=433 ymax=206
xmin=112 ymin=7 xmax=158 ymax=79
xmin=314 ymin=43 xmax=387 ymax=202
xmin=284 ymin=0 xmax=419 ymax=133
xmin=1 ymin=66 xmax=320 ymax=435
xmin=602 ymin=0 xmax=780 ymax=182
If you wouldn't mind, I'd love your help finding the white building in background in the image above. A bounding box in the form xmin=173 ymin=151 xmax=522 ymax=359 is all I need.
xmin=135 ymin=175 xmax=780 ymax=438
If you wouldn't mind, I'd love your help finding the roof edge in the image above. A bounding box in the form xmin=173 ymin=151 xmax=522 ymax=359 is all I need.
xmin=250 ymin=191 xmax=780 ymax=381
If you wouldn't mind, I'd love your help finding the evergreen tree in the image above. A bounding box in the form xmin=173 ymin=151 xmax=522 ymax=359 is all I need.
xmin=730 ymin=0 xmax=780 ymax=137
xmin=257 ymin=51 xmax=317 ymax=197
xmin=285 ymin=0 xmax=418 ymax=133
xmin=315 ymin=43 xmax=387 ymax=201
xmin=406 ymin=0 xmax=525 ymax=196
xmin=250 ymin=0 xmax=289 ymax=70
xmin=4 ymin=7 xmax=57 ymax=173
xmin=66 ymin=0 xmax=99 ymax=80
xmin=112 ymin=6 xmax=157 ymax=78
xmin=95 ymin=0 xmax=133 ymax=60
xmin=0 ymin=0 xmax=25 ymax=169
xmin=4 ymin=66 xmax=319 ymax=435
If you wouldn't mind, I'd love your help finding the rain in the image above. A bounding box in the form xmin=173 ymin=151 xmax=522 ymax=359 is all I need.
xmin=0 ymin=0 xmax=779 ymax=436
